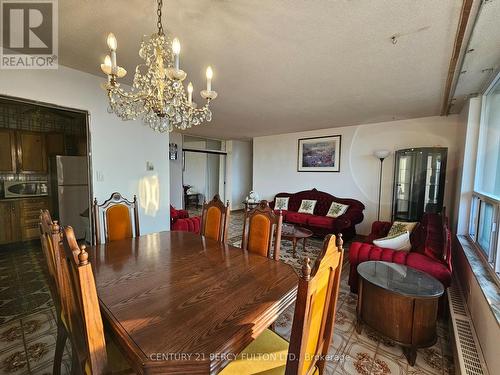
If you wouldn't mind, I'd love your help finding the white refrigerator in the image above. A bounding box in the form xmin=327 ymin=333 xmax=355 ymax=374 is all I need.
xmin=50 ymin=156 xmax=89 ymax=240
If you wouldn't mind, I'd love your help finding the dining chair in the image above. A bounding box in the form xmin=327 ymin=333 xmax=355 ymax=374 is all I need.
xmin=241 ymin=200 xmax=283 ymax=260
xmin=220 ymin=233 xmax=344 ymax=375
xmin=58 ymin=225 xmax=132 ymax=374
xmin=93 ymin=192 xmax=140 ymax=244
xmin=38 ymin=210 xmax=67 ymax=375
xmin=200 ymin=194 xmax=230 ymax=243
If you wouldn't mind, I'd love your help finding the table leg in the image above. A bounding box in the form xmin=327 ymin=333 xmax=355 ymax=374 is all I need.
xmin=292 ymin=238 xmax=298 ymax=258
xmin=356 ymin=278 xmax=363 ymax=334
xmin=303 ymin=238 xmax=307 ymax=252
xmin=404 ymin=346 xmax=417 ymax=366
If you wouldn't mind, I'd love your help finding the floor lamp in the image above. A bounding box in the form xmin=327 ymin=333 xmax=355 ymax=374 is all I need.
xmin=373 ymin=150 xmax=390 ymax=221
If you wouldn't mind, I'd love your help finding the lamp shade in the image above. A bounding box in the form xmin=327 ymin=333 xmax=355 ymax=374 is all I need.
xmin=373 ymin=150 xmax=390 ymax=160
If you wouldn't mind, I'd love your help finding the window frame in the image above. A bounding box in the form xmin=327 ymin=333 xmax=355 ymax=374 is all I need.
xmin=468 ymin=72 xmax=500 ymax=283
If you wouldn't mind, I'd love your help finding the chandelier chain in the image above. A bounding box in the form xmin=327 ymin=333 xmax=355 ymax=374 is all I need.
xmin=157 ymin=0 xmax=163 ymax=35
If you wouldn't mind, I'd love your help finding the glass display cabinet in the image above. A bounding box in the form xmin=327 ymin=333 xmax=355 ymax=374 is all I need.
xmin=392 ymin=147 xmax=447 ymax=222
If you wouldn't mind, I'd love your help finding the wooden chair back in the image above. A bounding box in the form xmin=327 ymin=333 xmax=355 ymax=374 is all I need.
xmin=241 ymin=200 xmax=283 ymax=260
xmin=56 ymin=225 xmax=109 ymax=374
xmin=93 ymin=192 xmax=140 ymax=244
xmin=39 ymin=209 xmax=61 ymax=310
xmin=200 ymin=194 xmax=230 ymax=243
xmin=286 ymin=234 xmax=344 ymax=375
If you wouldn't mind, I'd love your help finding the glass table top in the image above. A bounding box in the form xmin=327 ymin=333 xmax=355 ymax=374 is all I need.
xmin=357 ymin=261 xmax=444 ymax=298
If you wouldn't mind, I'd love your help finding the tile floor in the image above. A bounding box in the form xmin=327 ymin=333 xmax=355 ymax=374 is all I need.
xmin=0 ymin=211 xmax=454 ymax=374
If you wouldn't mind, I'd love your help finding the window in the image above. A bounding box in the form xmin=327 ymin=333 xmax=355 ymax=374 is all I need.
xmin=475 ymin=76 xmax=500 ymax=199
xmin=469 ymin=194 xmax=498 ymax=269
xmin=468 ymin=74 xmax=500 ymax=278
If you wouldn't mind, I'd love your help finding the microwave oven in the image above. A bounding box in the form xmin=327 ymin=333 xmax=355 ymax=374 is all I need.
xmin=4 ymin=180 xmax=49 ymax=198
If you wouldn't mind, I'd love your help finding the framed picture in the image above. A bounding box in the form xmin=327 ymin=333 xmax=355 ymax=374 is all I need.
xmin=297 ymin=135 xmax=341 ymax=172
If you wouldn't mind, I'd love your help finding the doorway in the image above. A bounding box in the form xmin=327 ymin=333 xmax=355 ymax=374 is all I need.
xmin=182 ymin=136 xmax=227 ymax=215
xmin=0 ymin=95 xmax=92 ymax=246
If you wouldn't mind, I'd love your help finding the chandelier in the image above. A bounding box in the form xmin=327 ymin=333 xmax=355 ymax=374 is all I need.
xmin=100 ymin=0 xmax=217 ymax=133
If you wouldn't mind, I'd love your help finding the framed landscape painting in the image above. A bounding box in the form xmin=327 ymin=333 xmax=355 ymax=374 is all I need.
xmin=297 ymin=135 xmax=341 ymax=172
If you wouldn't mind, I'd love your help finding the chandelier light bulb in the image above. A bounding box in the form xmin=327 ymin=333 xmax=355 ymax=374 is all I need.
xmin=172 ymin=38 xmax=181 ymax=55
xmin=206 ymin=66 xmax=213 ymax=91
xmin=107 ymin=33 xmax=117 ymax=51
xmin=104 ymin=55 xmax=111 ymax=67
xmin=100 ymin=55 xmax=112 ymax=75
xmin=187 ymin=82 xmax=193 ymax=104
xmin=206 ymin=66 xmax=213 ymax=80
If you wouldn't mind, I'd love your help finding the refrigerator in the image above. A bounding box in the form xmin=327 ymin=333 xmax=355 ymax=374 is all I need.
xmin=50 ymin=156 xmax=90 ymax=240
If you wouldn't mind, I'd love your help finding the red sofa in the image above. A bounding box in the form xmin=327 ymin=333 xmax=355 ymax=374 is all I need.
xmin=270 ymin=188 xmax=365 ymax=239
xmin=348 ymin=213 xmax=452 ymax=293
xmin=170 ymin=205 xmax=201 ymax=233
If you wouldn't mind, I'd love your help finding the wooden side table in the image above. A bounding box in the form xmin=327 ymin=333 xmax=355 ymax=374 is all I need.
xmin=356 ymin=261 xmax=444 ymax=366
xmin=280 ymin=224 xmax=313 ymax=258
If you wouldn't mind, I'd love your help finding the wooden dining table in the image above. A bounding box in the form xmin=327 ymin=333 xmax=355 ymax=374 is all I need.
xmin=87 ymin=231 xmax=298 ymax=375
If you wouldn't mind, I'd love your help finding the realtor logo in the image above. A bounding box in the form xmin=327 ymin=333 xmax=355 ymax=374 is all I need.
xmin=1 ymin=0 xmax=58 ymax=69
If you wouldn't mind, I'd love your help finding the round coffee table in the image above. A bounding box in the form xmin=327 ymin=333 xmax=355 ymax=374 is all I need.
xmin=280 ymin=224 xmax=313 ymax=258
xmin=356 ymin=261 xmax=444 ymax=366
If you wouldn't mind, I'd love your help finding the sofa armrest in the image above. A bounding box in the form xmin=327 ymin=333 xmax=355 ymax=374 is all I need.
xmin=370 ymin=220 xmax=391 ymax=237
xmin=177 ymin=209 xmax=189 ymax=219
xmin=344 ymin=209 xmax=364 ymax=226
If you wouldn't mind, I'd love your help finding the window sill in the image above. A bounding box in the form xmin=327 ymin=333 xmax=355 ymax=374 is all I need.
xmin=457 ymin=235 xmax=500 ymax=326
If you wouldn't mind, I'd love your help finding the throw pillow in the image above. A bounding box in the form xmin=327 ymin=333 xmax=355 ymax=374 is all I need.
xmin=373 ymin=231 xmax=412 ymax=251
xmin=387 ymin=221 xmax=418 ymax=237
xmin=298 ymin=199 xmax=317 ymax=214
xmin=274 ymin=197 xmax=289 ymax=210
xmin=326 ymin=202 xmax=349 ymax=218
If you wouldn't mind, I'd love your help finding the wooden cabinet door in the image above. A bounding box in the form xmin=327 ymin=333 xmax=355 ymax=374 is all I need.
xmin=19 ymin=197 xmax=49 ymax=241
xmin=18 ymin=132 xmax=47 ymax=173
xmin=0 ymin=129 xmax=17 ymax=173
xmin=0 ymin=201 xmax=21 ymax=244
xmin=45 ymin=132 xmax=65 ymax=156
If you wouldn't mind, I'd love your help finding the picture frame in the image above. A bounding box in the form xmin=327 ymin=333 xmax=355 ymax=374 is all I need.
xmin=297 ymin=135 xmax=341 ymax=172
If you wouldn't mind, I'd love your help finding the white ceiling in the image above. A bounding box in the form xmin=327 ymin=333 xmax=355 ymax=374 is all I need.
xmin=59 ymin=0 xmax=464 ymax=139
xmin=450 ymin=0 xmax=500 ymax=113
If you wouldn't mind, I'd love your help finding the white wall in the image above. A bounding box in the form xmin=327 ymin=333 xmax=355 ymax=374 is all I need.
xmin=253 ymin=116 xmax=463 ymax=235
xmin=454 ymin=98 xmax=481 ymax=234
xmin=169 ymin=132 xmax=184 ymax=209
xmin=228 ymin=140 xmax=253 ymax=210
xmin=0 ymin=66 xmax=170 ymax=234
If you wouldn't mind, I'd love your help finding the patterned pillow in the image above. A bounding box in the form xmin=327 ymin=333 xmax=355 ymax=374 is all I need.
xmin=373 ymin=231 xmax=412 ymax=251
xmin=298 ymin=199 xmax=317 ymax=214
xmin=326 ymin=202 xmax=349 ymax=218
xmin=387 ymin=221 xmax=418 ymax=237
xmin=274 ymin=197 xmax=289 ymax=210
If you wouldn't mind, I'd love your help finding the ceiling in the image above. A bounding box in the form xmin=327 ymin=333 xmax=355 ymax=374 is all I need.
xmin=59 ymin=0 xmax=465 ymax=139
xmin=449 ymin=0 xmax=500 ymax=113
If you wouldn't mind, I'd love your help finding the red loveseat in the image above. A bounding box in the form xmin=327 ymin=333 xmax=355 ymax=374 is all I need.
xmin=170 ymin=205 xmax=201 ymax=233
xmin=270 ymin=188 xmax=365 ymax=240
xmin=348 ymin=213 xmax=452 ymax=293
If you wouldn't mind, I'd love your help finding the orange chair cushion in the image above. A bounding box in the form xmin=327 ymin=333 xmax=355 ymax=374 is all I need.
xmin=106 ymin=204 xmax=132 ymax=241
xmin=247 ymin=214 xmax=271 ymax=257
xmin=204 ymin=206 xmax=222 ymax=241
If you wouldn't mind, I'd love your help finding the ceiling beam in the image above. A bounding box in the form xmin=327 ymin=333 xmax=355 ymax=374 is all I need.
xmin=441 ymin=0 xmax=477 ymax=115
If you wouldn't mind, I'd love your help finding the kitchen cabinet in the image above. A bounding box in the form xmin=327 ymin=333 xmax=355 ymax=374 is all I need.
xmin=19 ymin=197 xmax=49 ymax=241
xmin=0 ymin=197 xmax=50 ymax=244
xmin=0 ymin=201 xmax=21 ymax=244
xmin=45 ymin=132 xmax=65 ymax=156
xmin=17 ymin=131 xmax=47 ymax=173
xmin=0 ymin=129 xmax=17 ymax=173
